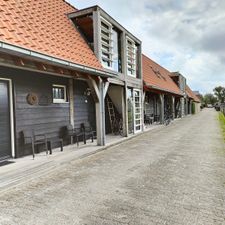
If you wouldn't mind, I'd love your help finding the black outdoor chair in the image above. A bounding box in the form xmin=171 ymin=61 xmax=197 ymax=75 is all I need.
xmin=66 ymin=125 xmax=84 ymax=146
xmin=144 ymin=114 xmax=154 ymax=125
xmin=47 ymin=137 xmax=63 ymax=154
xmin=154 ymin=114 xmax=160 ymax=123
xmin=22 ymin=130 xmax=48 ymax=159
xmin=81 ymin=122 xmax=96 ymax=144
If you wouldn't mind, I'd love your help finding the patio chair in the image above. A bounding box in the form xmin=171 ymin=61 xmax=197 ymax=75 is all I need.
xmin=22 ymin=130 xmax=48 ymax=159
xmin=80 ymin=122 xmax=96 ymax=144
xmin=47 ymin=137 xmax=63 ymax=154
xmin=154 ymin=114 xmax=160 ymax=123
xmin=144 ymin=114 xmax=154 ymax=125
xmin=66 ymin=125 xmax=84 ymax=146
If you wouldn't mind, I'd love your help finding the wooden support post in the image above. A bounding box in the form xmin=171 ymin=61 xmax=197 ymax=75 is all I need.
xmin=88 ymin=77 xmax=106 ymax=146
xmin=180 ymin=97 xmax=184 ymax=118
xmin=93 ymin=10 xmax=101 ymax=61
xmin=124 ymin=86 xmax=129 ymax=137
xmin=142 ymin=91 xmax=146 ymax=130
xmin=121 ymin=87 xmax=127 ymax=137
xmin=160 ymin=94 xmax=164 ymax=124
xmin=69 ymin=79 xmax=74 ymax=128
xmin=103 ymin=81 xmax=110 ymax=99
xmin=121 ymin=32 xmax=129 ymax=137
xmin=172 ymin=96 xmax=175 ymax=120
xmin=186 ymin=98 xmax=189 ymax=115
xmin=189 ymin=100 xmax=193 ymax=114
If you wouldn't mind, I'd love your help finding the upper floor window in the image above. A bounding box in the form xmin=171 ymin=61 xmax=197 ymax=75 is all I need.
xmin=100 ymin=17 xmax=120 ymax=72
xmin=52 ymin=84 xmax=67 ymax=103
xmin=126 ymin=37 xmax=137 ymax=77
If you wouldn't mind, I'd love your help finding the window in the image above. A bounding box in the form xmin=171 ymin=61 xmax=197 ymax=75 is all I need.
xmin=100 ymin=17 xmax=120 ymax=72
xmin=52 ymin=85 xmax=67 ymax=103
xmin=134 ymin=89 xmax=142 ymax=132
xmin=100 ymin=18 xmax=113 ymax=69
xmin=112 ymin=29 xmax=119 ymax=71
xmin=126 ymin=37 xmax=137 ymax=77
xmin=127 ymin=88 xmax=142 ymax=134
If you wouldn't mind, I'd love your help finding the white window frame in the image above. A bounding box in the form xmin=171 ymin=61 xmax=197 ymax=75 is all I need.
xmin=133 ymin=89 xmax=142 ymax=133
xmin=52 ymin=84 xmax=68 ymax=103
xmin=100 ymin=17 xmax=113 ymax=70
xmin=0 ymin=78 xmax=15 ymax=158
xmin=126 ymin=36 xmax=137 ymax=77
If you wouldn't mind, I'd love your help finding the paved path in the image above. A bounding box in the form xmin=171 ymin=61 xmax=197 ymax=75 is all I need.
xmin=0 ymin=109 xmax=225 ymax=225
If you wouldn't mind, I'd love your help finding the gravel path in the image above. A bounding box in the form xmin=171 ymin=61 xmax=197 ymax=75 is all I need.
xmin=0 ymin=109 xmax=225 ymax=225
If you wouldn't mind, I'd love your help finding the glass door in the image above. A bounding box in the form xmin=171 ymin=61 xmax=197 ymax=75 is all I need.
xmin=134 ymin=89 xmax=142 ymax=133
xmin=127 ymin=88 xmax=134 ymax=134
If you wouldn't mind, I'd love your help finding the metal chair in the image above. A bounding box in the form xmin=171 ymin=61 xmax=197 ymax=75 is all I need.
xmin=22 ymin=130 xmax=48 ymax=159
xmin=80 ymin=122 xmax=95 ymax=144
xmin=66 ymin=125 xmax=84 ymax=146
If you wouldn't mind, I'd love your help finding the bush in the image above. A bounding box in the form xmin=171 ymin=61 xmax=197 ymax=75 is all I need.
xmin=218 ymin=112 xmax=225 ymax=141
xmin=192 ymin=102 xmax=195 ymax=114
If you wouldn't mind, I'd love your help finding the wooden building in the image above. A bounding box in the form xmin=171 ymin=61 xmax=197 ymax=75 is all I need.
xmin=68 ymin=6 xmax=143 ymax=136
xmin=0 ymin=0 xmax=116 ymax=160
xmin=142 ymin=55 xmax=183 ymax=127
xmin=0 ymin=0 xmax=143 ymax=160
xmin=186 ymin=86 xmax=201 ymax=114
xmin=0 ymin=0 xmax=199 ymax=160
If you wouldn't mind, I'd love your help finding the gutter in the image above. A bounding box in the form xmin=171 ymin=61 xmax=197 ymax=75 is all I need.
xmin=144 ymin=82 xmax=184 ymax=97
xmin=0 ymin=41 xmax=116 ymax=78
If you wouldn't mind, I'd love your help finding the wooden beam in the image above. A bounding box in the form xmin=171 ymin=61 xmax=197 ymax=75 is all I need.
xmin=69 ymin=79 xmax=74 ymax=128
xmin=160 ymin=94 xmax=165 ymax=124
xmin=103 ymin=81 xmax=110 ymax=99
xmin=87 ymin=76 xmax=100 ymax=101
xmin=172 ymin=96 xmax=175 ymax=119
xmin=95 ymin=79 xmax=106 ymax=146
xmin=93 ymin=9 xmax=101 ymax=61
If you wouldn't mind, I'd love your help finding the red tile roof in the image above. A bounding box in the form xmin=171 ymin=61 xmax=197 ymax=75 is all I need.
xmin=0 ymin=0 xmax=102 ymax=70
xmin=186 ymin=85 xmax=201 ymax=102
xmin=142 ymin=54 xmax=182 ymax=96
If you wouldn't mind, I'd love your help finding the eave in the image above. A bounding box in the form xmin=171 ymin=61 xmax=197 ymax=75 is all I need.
xmin=0 ymin=41 xmax=115 ymax=78
xmin=68 ymin=5 xmax=141 ymax=44
xmin=144 ymin=82 xmax=184 ymax=97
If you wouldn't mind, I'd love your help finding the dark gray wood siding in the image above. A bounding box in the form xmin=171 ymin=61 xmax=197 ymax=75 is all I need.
xmin=0 ymin=66 xmax=96 ymax=157
xmin=74 ymin=80 xmax=96 ymax=130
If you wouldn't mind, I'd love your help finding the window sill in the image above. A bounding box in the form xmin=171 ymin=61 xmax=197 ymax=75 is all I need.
xmin=53 ymin=100 xmax=69 ymax=104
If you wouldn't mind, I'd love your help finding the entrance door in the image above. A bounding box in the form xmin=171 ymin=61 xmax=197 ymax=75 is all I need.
xmin=0 ymin=80 xmax=12 ymax=160
xmin=134 ymin=89 xmax=142 ymax=133
xmin=127 ymin=88 xmax=134 ymax=134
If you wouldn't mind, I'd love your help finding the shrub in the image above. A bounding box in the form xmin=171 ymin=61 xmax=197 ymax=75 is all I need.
xmin=192 ymin=102 xmax=195 ymax=114
xmin=218 ymin=112 xmax=225 ymax=141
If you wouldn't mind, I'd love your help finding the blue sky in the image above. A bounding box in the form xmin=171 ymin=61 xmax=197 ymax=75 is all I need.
xmin=68 ymin=0 xmax=225 ymax=94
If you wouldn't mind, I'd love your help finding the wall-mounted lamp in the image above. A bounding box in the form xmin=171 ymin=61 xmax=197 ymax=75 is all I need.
xmin=84 ymin=88 xmax=91 ymax=103
xmin=84 ymin=88 xmax=91 ymax=96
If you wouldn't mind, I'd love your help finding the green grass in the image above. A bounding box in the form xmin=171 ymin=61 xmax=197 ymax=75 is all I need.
xmin=218 ymin=112 xmax=225 ymax=141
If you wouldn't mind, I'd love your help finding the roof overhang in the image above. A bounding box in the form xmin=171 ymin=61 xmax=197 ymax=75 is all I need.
xmin=68 ymin=5 xmax=141 ymax=44
xmin=144 ymin=82 xmax=183 ymax=97
xmin=0 ymin=41 xmax=116 ymax=78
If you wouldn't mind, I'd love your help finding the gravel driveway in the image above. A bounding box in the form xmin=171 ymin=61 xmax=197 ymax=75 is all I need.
xmin=0 ymin=109 xmax=225 ymax=225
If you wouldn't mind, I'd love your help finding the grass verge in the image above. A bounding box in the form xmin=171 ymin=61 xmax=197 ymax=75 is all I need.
xmin=218 ymin=112 xmax=225 ymax=141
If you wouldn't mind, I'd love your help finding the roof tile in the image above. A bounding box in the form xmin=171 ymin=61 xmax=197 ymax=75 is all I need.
xmin=0 ymin=0 xmax=102 ymax=70
xmin=142 ymin=54 xmax=182 ymax=96
xmin=186 ymin=85 xmax=201 ymax=102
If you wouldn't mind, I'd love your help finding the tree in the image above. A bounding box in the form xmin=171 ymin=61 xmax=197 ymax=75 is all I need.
xmin=198 ymin=94 xmax=204 ymax=103
xmin=213 ymin=86 xmax=225 ymax=103
xmin=203 ymin=93 xmax=217 ymax=105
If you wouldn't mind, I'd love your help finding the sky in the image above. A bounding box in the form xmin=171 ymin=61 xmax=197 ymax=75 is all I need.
xmin=68 ymin=0 xmax=225 ymax=94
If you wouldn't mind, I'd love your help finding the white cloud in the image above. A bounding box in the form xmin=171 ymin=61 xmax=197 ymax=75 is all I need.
xmin=69 ymin=0 xmax=225 ymax=94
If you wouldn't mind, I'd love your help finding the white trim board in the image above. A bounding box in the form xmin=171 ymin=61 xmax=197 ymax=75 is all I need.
xmin=0 ymin=77 xmax=15 ymax=158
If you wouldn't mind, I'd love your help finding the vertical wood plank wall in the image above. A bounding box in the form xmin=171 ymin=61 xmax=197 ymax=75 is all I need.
xmin=0 ymin=66 xmax=96 ymax=157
